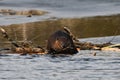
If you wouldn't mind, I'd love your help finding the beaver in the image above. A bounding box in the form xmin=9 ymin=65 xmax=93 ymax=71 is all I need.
xmin=47 ymin=30 xmax=78 ymax=54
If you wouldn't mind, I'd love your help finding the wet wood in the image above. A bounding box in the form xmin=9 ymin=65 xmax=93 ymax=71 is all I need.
xmin=0 ymin=27 xmax=113 ymax=55
xmin=13 ymin=47 xmax=46 ymax=55
xmin=63 ymin=26 xmax=79 ymax=42
xmin=63 ymin=26 xmax=112 ymax=50
xmin=0 ymin=27 xmax=46 ymax=55
xmin=74 ymin=41 xmax=112 ymax=50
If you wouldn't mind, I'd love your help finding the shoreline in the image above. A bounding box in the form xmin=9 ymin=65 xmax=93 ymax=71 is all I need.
xmin=0 ymin=13 xmax=120 ymax=48
xmin=1 ymin=10 xmax=120 ymax=26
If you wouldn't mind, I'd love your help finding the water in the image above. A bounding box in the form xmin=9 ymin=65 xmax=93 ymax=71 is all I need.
xmin=0 ymin=50 xmax=120 ymax=80
xmin=1 ymin=0 xmax=120 ymax=25
xmin=0 ymin=36 xmax=120 ymax=80
xmin=1 ymin=0 xmax=120 ymax=17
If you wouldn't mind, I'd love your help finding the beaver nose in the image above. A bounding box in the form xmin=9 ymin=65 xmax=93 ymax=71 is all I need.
xmin=53 ymin=40 xmax=63 ymax=51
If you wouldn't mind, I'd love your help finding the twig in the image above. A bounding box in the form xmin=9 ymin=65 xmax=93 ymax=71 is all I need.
xmin=0 ymin=27 xmax=19 ymax=47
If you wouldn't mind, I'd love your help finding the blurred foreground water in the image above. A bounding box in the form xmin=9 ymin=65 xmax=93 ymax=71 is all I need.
xmin=0 ymin=50 xmax=120 ymax=80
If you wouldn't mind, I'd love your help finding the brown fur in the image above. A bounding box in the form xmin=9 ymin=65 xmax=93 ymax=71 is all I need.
xmin=47 ymin=30 xmax=78 ymax=54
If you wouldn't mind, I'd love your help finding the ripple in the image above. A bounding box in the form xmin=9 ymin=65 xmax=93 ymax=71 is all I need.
xmin=0 ymin=51 xmax=120 ymax=80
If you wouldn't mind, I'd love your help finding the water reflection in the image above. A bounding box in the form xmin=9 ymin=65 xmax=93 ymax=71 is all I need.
xmin=0 ymin=14 xmax=120 ymax=48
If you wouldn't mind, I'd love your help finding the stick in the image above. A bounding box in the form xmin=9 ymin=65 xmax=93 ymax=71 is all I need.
xmin=63 ymin=26 xmax=79 ymax=42
xmin=0 ymin=27 xmax=19 ymax=47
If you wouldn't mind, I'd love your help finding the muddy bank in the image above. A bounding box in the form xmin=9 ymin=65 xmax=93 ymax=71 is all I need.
xmin=0 ymin=14 xmax=120 ymax=48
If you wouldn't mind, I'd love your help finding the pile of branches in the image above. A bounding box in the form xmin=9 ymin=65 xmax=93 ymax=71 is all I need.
xmin=0 ymin=27 xmax=112 ymax=55
xmin=63 ymin=27 xmax=112 ymax=50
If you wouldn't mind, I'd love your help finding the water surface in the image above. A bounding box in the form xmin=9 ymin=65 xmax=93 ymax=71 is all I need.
xmin=0 ymin=51 xmax=120 ymax=80
xmin=1 ymin=0 xmax=120 ymax=25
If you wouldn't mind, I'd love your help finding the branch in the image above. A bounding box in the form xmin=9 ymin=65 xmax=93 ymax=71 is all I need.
xmin=0 ymin=27 xmax=19 ymax=47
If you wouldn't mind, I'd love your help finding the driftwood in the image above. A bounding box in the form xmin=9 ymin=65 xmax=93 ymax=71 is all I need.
xmin=63 ymin=26 xmax=112 ymax=50
xmin=0 ymin=27 xmax=46 ymax=55
xmin=74 ymin=41 xmax=112 ymax=50
xmin=11 ymin=41 xmax=46 ymax=55
xmin=0 ymin=26 xmax=112 ymax=55
xmin=63 ymin=26 xmax=79 ymax=42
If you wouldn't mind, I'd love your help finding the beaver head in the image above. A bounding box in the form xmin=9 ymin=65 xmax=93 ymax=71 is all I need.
xmin=47 ymin=30 xmax=78 ymax=54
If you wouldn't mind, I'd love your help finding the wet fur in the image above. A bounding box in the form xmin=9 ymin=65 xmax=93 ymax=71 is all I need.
xmin=47 ymin=30 xmax=78 ymax=54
